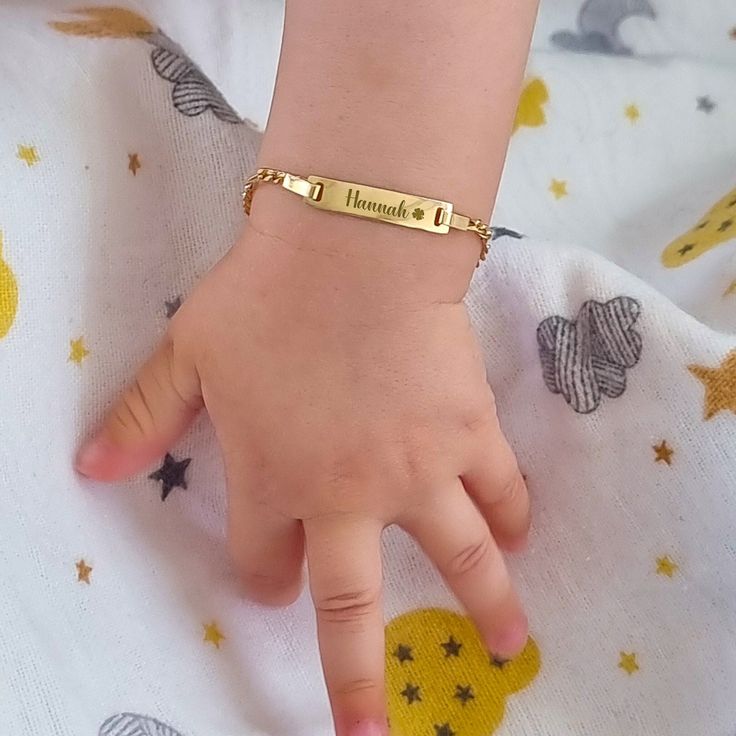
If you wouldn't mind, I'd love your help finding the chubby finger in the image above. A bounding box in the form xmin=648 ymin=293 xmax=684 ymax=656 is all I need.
xmin=402 ymin=482 xmax=528 ymax=659
xmin=305 ymin=514 xmax=387 ymax=736
xmin=227 ymin=480 xmax=305 ymax=607
xmin=462 ymin=425 xmax=530 ymax=552
xmin=76 ymin=338 xmax=203 ymax=481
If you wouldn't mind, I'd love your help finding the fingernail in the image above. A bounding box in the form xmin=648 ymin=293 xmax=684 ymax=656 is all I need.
xmin=75 ymin=436 xmax=113 ymax=477
xmin=504 ymin=532 xmax=529 ymax=554
xmin=349 ymin=720 xmax=385 ymax=736
xmin=493 ymin=616 xmax=529 ymax=659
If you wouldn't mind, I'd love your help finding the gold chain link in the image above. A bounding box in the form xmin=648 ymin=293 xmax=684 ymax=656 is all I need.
xmin=242 ymin=168 xmax=289 ymax=215
xmin=467 ymin=219 xmax=493 ymax=262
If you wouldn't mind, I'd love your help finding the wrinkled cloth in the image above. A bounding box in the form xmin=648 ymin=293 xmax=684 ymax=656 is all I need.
xmin=1 ymin=1 xmax=735 ymax=734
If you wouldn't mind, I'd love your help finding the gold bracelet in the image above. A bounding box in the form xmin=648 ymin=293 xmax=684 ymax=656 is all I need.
xmin=242 ymin=167 xmax=493 ymax=264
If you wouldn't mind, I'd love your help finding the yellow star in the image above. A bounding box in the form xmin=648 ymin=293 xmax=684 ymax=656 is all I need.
xmin=128 ymin=153 xmax=141 ymax=176
xmin=656 ymin=555 xmax=678 ymax=578
xmin=17 ymin=145 xmax=40 ymax=167
xmin=76 ymin=559 xmax=93 ymax=584
xmin=618 ymin=651 xmax=639 ymax=675
xmin=69 ymin=337 xmax=89 ymax=365
xmin=688 ymin=350 xmax=736 ymax=420
xmin=624 ymin=104 xmax=641 ymax=124
xmin=653 ymin=440 xmax=674 ymax=465
xmin=203 ymin=621 xmax=225 ymax=648
xmin=723 ymin=280 xmax=736 ymax=298
xmin=549 ymin=179 xmax=568 ymax=199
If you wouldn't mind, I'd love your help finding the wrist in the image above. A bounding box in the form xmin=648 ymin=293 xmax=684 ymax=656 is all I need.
xmin=243 ymin=181 xmax=480 ymax=305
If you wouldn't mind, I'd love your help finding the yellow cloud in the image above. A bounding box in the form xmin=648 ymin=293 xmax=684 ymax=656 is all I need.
xmin=386 ymin=608 xmax=540 ymax=736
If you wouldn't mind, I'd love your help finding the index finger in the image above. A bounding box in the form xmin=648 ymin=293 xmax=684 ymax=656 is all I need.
xmin=305 ymin=514 xmax=387 ymax=736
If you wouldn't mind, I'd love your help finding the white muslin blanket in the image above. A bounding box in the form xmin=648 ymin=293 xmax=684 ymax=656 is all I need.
xmin=1 ymin=1 xmax=735 ymax=734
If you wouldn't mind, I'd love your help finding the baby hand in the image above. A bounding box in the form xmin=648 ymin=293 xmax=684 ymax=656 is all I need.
xmin=76 ymin=217 xmax=530 ymax=736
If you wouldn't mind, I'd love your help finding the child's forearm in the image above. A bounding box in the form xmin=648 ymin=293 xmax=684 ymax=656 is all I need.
xmin=251 ymin=0 xmax=539 ymax=291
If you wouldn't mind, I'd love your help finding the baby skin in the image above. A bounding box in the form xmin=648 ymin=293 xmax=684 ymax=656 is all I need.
xmin=76 ymin=1 xmax=540 ymax=734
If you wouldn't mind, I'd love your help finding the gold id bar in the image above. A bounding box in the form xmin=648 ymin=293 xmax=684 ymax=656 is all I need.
xmin=304 ymin=175 xmax=454 ymax=235
xmin=242 ymin=168 xmax=492 ymax=264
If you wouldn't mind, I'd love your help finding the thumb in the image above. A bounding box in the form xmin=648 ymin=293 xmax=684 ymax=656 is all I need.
xmin=76 ymin=338 xmax=203 ymax=481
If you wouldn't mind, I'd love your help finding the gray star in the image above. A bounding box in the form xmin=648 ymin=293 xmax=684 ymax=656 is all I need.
xmin=491 ymin=655 xmax=509 ymax=668
xmin=400 ymin=683 xmax=421 ymax=704
xmin=440 ymin=635 xmax=462 ymax=657
xmin=165 ymin=296 xmax=182 ymax=319
xmin=434 ymin=724 xmax=455 ymax=736
xmin=454 ymin=684 xmax=475 ymax=705
xmin=696 ymin=96 xmax=716 ymax=113
xmin=393 ymin=644 xmax=413 ymax=663
xmin=149 ymin=453 xmax=191 ymax=500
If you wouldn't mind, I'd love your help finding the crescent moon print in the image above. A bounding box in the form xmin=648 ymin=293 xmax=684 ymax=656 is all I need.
xmin=51 ymin=7 xmax=257 ymax=127
xmin=491 ymin=226 xmax=524 ymax=241
xmin=551 ymin=0 xmax=656 ymax=56
xmin=661 ymin=186 xmax=736 ymax=267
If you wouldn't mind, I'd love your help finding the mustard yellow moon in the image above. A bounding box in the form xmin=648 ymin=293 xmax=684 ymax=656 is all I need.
xmin=386 ymin=608 xmax=540 ymax=736
xmin=0 ymin=233 xmax=18 ymax=339
xmin=662 ymin=186 xmax=736 ymax=267
xmin=513 ymin=78 xmax=549 ymax=134
xmin=50 ymin=7 xmax=155 ymax=39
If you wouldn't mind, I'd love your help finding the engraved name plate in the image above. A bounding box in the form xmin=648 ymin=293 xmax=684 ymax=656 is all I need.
xmin=305 ymin=176 xmax=453 ymax=234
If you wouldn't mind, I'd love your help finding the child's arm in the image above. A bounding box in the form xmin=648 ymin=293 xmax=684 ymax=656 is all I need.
xmin=77 ymin=2 xmax=539 ymax=734
xmin=254 ymin=0 xmax=540 ymax=302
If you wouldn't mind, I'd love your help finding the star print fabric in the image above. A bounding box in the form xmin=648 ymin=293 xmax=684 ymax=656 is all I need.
xmin=1 ymin=1 xmax=736 ymax=735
